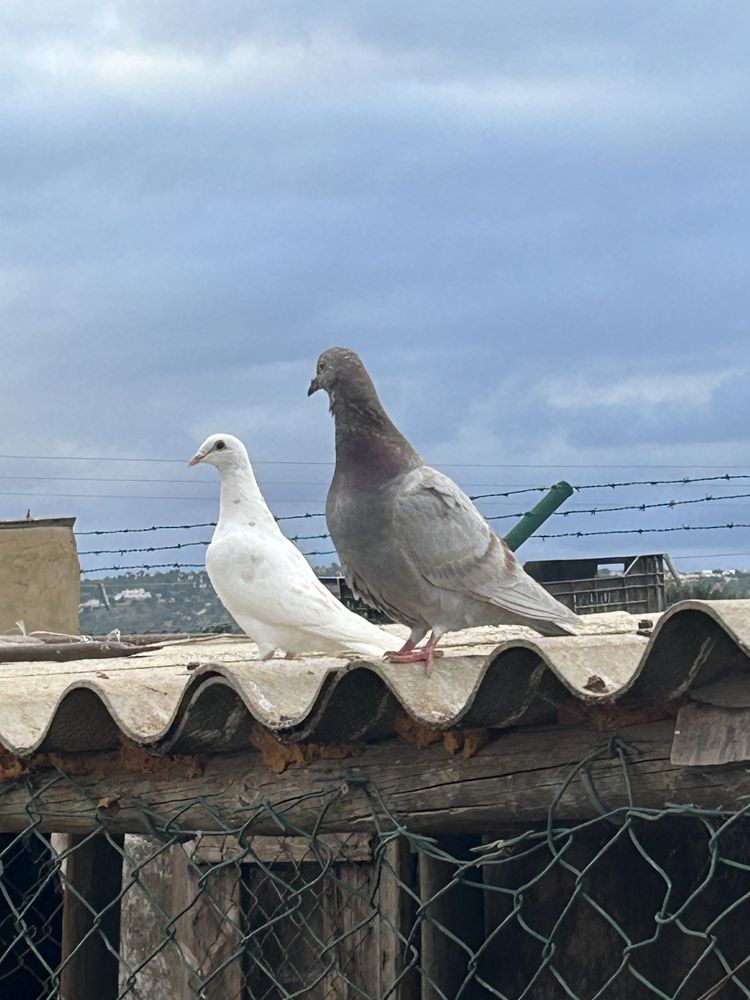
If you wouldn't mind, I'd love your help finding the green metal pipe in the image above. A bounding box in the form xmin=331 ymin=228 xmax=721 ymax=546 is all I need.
xmin=503 ymin=481 xmax=574 ymax=552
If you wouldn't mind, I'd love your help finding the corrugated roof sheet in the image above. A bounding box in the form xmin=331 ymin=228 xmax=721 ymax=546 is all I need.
xmin=1 ymin=600 xmax=748 ymax=757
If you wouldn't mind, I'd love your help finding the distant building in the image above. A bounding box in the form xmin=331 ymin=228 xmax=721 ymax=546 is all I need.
xmin=114 ymin=588 xmax=152 ymax=602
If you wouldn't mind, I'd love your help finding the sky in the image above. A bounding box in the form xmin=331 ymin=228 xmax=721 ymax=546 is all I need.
xmin=1 ymin=0 xmax=749 ymax=574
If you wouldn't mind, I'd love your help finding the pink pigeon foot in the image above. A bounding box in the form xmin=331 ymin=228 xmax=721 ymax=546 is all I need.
xmin=385 ymin=637 xmax=417 ymax=658
xmin=385 ymin=632 xmax=444 ymax=676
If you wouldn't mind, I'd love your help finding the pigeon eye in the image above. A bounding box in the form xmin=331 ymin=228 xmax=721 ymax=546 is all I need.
xmin=319 ymin=361 xmax=326 ymax=371
xmin=215 ymin=441 xmax=226 ymax=451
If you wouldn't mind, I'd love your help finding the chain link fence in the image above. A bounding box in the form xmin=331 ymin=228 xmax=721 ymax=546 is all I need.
xmin=0 ymin=742 xmax=749 ymax=999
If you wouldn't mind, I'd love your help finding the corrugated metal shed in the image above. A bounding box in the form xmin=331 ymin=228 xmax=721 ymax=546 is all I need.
xmin=1 ymin=599 xmax=749 ymax=761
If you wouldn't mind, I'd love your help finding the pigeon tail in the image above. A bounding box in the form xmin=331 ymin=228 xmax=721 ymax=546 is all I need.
xmin=526 ymin=617 xmax=578 ymax=637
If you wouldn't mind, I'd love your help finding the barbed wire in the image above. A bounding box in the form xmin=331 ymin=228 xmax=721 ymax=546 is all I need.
xmin=80 ymin=562 xmax=206 ymax=574
xmin=535 ymin=522 xmax=750 ymax=541
xmin=69 ymin=476 xmax=750 ymax=540
xmin=80 ymin=548 xmax=750 ymax=572
xmin=75 ymin=513 xmax=326 ymax=536
xmin=278 ymin=512 xmax=327 ymax=522
xmin=79 ymin=530 xmax=332 ymax=556
xmin=78 ymin=521 xmax=750 ymax=573
xmin=487 ymin=491 xmax=750 ymax=521
xmin=471 ymin=473 xmax=750 ymax=501
xmin=78 ymin=541 xmax=210 ymax=556
xmin=76 ymin=522 xmax=217 ymax=536
xmin=68 ymin=473 xmax=750 ymax=573
xmin=77 ymin=498 xmax=750 ymax=561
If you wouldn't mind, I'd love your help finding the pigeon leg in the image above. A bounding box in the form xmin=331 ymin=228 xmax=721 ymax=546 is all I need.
xmin=383 ymin=626 xmax=428 ymax=660
xmin=388 ymin=637 xmax=417 ymax=658
xmin=385 ymin=632 xmax=444 ymax=675
xmin=422 ymin=632 xmax=443 ymax=677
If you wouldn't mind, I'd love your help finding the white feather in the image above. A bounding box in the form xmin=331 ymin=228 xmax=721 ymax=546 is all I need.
xmin=191 ymin=433 xmax=395 ymax=659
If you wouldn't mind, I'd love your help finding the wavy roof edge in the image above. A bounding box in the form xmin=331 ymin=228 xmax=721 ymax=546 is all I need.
xmin=0 ymin=600 xmax=748 ymax=757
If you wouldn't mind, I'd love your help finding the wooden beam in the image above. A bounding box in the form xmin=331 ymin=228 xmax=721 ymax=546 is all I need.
xmin=1 ymin=720 xmax=747 ymax=837
xmin=60 ymin=832 xmax=124 ymax=1000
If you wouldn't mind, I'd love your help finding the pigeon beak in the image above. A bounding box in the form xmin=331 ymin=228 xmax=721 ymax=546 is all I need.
xmin=307 ymin=376 xmax=321 ymax=396
xmin=187 ymin=451 xmax=206 ymax=467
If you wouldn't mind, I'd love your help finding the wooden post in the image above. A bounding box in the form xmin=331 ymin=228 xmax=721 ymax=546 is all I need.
xmin=320 ymin=857 xmax=378 ymax=998
xmin=119 ymin=836 xmax=245 ymax=1000
xmin=419 ymin=838 xmax=485 ymax=1000
xmin=378 ymin=838 xmax=420 ymax=999
xmin=60 ymin=832 xmax=124 ymax=1000
xmin=170 ymin=844 xmax=244 ymax=1000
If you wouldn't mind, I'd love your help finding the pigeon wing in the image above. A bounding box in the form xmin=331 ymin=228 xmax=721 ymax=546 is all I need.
xmin=210 ymin=531 xmax=343 ymax=629
xmin=392 ymin=466 xmax=578 ymax=628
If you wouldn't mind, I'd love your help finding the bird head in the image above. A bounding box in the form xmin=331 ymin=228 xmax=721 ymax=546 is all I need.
xmin=307 ymin=347 xmax=369 ymax=401
xmin=188 ymin=433 xmax=246 ymax=469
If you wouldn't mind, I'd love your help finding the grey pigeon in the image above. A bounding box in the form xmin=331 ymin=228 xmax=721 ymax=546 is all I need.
xmin=308 ymin=347 xmax=580 ymax=674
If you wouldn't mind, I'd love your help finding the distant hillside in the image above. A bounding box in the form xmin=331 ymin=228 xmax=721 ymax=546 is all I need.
xmin=80 ymin=565 xmax=750 ymax=636
xmin=79 ymin=571 xmax=238 ymax=635
xmin=79 ymin=564 xmax=344 ymax=635
xmin=666 ymin=569 xmax=750 ymax=603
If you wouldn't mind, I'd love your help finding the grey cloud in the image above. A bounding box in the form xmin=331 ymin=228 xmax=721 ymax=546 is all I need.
xmin=1 ymin=0 xmax=749 ymax=569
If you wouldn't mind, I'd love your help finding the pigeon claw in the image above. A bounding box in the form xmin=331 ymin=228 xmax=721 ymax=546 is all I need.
xmin=383 ymin=632 xmax=444 ymax=676
xmin=383 ymin=645 xmax=444 ymax=677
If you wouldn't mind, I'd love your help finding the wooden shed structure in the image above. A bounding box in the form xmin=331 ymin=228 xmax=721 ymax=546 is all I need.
xmin=0 ymin=601 xmax=750 ymax=998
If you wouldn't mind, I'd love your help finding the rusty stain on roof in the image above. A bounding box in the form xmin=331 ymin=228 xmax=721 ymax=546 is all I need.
xmin=0 ymin=601 xmax=748 ymax=758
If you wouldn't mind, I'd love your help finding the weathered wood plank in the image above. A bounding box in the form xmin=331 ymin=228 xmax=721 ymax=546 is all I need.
xmin=119 ymin=836 xmax=180 ymax=1000
xmin=170 ymin=848 xmax=244 ymax=1000
xmin=672 ymin=703 xmax=750 ymax=766
xmin=0 ymin=720 xmax=744 ymax=837
xmin=60 ymin=832 xmax=124 ymax=1000
xmin=378 ymin=837 xmax=419 ymax=1000
xmin=119 ymin=837 xmax=244 ymax=1000
xmin=419 ymin=838 xmax=485 ymax=1000
xmin=320 ymin=860 xmax=379 ymax=999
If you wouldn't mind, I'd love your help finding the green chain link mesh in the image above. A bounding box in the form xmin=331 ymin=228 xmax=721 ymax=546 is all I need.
xmin=0 ymin=738 xmax=747 ymax=999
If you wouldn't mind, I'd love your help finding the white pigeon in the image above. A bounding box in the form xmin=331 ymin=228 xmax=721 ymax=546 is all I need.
xmin=188 ymin=433 xmax=397 ymax=660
